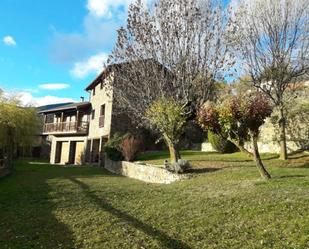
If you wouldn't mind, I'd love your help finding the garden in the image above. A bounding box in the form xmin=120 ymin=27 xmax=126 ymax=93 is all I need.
xmin=1 ymin=155 xmax=309 ymax=249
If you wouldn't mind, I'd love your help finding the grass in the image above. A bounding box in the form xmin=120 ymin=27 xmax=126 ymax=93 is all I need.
xmin=137 ymin=150 xmax=309 ymax=169
xmin=0 ymin=152 xmax=309 ymax=248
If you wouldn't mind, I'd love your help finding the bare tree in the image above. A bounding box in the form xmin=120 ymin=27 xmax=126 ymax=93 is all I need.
xmin=107 ymin=0 xmax=233 ymax=160
xmin=230 ymin=0 xmax=309 ymax=159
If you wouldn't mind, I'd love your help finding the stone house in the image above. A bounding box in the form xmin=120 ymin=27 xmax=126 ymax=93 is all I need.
xmin=39 ymin=65 xmax=133 ymax=166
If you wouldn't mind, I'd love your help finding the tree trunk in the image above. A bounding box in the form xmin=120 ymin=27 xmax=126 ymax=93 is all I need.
xmin=164 ymin=135 xmax=180 ymax=163
xmin=229 ymin=138 xmax=253 ymax=157
xmin=278 ymin=106 xmax=288 ymax=160
xmin=251 ymin=132 xmax=271 ymax=180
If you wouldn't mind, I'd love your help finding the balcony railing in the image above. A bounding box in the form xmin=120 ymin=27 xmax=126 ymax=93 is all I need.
xmin=43 ymin=121 xmax=89 ymax=134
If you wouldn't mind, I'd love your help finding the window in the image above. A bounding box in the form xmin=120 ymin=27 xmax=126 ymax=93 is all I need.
xmin=93 ymin=87 xmax=96 ymax=96
xmin=91 ymin=110 xmax=95 ymax=120
xmin=100 ymin=104 xmax=105 ymax=116
xmin=100 ymin=81 xmax=103 ymax=90
xmin=99 ymin=104 xmax=105 ymax=128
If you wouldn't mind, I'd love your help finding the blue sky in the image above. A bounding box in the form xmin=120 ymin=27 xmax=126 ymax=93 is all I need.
xmin=0 ymin=0 xmax=230 ymax=106
xmin=0 ymin=0 xmax=131 ymax=106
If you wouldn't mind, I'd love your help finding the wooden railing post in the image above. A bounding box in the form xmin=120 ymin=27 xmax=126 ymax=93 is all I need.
xmin=60 ymin=112 xmax=64 ymax=132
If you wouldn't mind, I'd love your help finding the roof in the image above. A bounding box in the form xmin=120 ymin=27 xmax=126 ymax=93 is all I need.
xmin=38 ymin=102 xmax=91 ymax=114
xmin=36 ymin=102 xmax=74 ymax=113
xmin=85 ymin=64 xmax=115 ymax=91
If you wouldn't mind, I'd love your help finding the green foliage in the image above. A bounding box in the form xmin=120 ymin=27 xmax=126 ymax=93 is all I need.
xmin=0 ymin=92 xmax=39 ymax=161
xmin=146 ymin=97 xmax=188 ymax=162
xmin=208 ymin=130 xmax=238 ymax=153
xmin=104 ymin=133 xmax=126 ymax=161
xmin=146 ymin=97 xmax=187 ymax=144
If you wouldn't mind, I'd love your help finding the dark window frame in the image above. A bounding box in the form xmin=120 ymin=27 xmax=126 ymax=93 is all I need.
xmin=99 ymin=104 xmax=105 ymax=128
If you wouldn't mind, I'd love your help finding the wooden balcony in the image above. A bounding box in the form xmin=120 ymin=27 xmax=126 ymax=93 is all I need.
xmin=43 ymin=121 xmax=89 ymax=135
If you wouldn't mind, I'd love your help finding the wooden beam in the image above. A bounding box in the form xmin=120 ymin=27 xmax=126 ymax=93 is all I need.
xmin=60 ymin=112 xmax=64 ymax=131
xmin=76 ymin=110 xmax=80 ymax=131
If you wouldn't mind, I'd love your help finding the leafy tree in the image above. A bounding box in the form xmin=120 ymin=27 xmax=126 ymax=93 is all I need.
xmin=146 ymin=98 xmax=187 ymax=162
xmin=197 ymin=101 xmax=252 ymax=156
xmin=107 ymin=0 xmax=233 ymax=130
xmin=230 ymin=0 xmax=309 ymax=160
xmin=198 ymin=93 xmax=273 ymax=179
xmin=236 ymin=94 xmax=273 ymax=179
xmin=0 ymin=92 xmax=39 ymax=168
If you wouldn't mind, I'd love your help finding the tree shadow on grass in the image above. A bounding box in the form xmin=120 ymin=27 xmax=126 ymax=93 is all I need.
xmin=0 ymin=163 xmax=76 ymax=249
xmin=68 ymin=177 xmax=191 ymax=249
xmin=187 ymin=168 xmax=221 ymax=174
xmin=278 ymin=175 xmax=307 ymax=179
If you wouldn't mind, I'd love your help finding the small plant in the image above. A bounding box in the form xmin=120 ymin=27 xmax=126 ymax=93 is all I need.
xmin=165 ymin=159 xmax=191 ymax=174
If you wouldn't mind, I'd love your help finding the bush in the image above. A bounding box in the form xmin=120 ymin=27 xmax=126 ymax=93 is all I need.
xmin=120 ymin=135 xmax=142 ymax=162
xmin=104 ymin=133 xmax=125 ymax=161
xmin=105 ymin=147 xmax=123 ymax=161
xmin=208 ymin=130 xmax=238 ymax=153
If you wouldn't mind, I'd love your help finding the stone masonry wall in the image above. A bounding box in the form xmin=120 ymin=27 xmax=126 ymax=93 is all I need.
xmin=105 ymin=158 xmax=188 ymax=184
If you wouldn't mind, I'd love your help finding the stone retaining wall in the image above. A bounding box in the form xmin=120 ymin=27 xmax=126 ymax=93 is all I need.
xmin=104 ymin=158 xmax=188 ymax=184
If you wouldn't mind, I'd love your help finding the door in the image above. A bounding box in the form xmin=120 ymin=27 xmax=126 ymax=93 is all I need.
xmin=55 ymin=141 xmax=62 ymax=163
xmin=60 ymin=142 xmax=69 ymax=164
xmin=75 ymin=142 xmax=84 ymax=165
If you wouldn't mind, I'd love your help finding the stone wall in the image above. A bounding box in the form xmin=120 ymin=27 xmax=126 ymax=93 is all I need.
xmin=201 ymin=142 xmax=217 ymax=152
xmin=105 ymin=158 xmax=188 ymax=184
xmin=201 ymin=119 xmax=303 ymax=154
xmin=88 ymin=74 xmax=114 ymax=139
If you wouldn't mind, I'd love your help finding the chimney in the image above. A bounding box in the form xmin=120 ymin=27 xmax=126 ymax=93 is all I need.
xmin=80 ymin=96 xmax=84 ymax=102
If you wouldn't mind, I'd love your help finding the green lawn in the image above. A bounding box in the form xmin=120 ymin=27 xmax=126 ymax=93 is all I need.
xmin=137 ymin=150 xmax=309 ymax=168
xmin=1 ymin=153 xmax=309 ymax=248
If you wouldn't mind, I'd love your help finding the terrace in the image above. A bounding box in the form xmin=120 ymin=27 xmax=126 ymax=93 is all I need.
xmin=39 ymin=102 xmax=91 ymax=135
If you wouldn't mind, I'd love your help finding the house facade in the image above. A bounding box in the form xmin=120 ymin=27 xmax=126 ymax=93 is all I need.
xmin=39 ymin=67 xmax=131 ymax=166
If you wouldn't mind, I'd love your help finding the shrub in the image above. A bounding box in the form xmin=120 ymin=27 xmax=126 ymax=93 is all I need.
xmin=104 ymin=133 xmax=125 ymax=161
xmin=105 ymin=147 xmax=123 ymax=161
xmin=208 ymin=130 xmax=238 ymax=153
xmin=120 ymin=135 xmax=142 ymax=162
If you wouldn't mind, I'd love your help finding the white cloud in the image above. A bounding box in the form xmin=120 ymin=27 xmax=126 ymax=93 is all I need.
xmin=50 ymin=0 xmax=137 ymax=64
xmin=3 ymin=36 xmax=17 ymax=46
xmin=70 ymin=52 xmax=107 ymax=78
xmin=87 ymin=0 xmax=132 ymax=18
xmin=18 ymin=92 xmax=76 ymax=107
xmin=39 ymin=83 xmax=70 ymax=90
